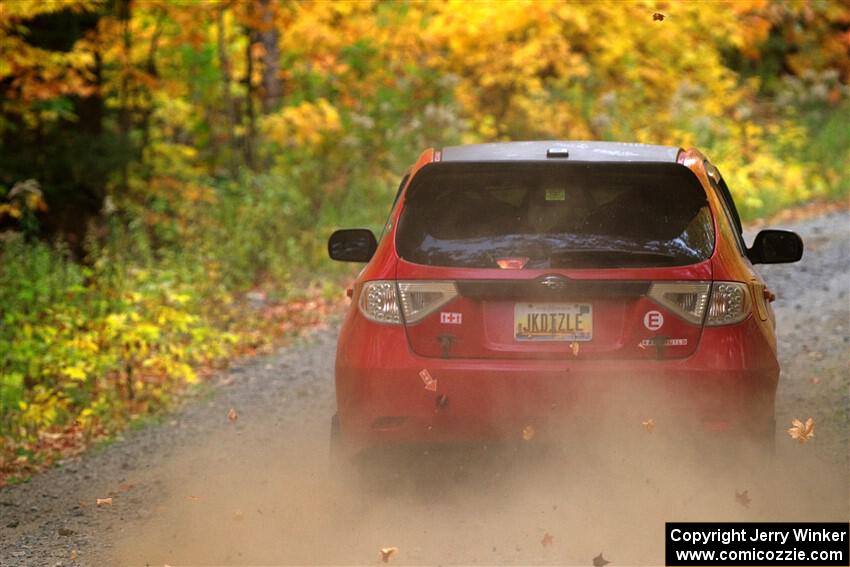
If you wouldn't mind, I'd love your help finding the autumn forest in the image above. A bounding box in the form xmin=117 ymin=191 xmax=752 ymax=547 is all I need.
xmin=0 ymin=0 xmax=848 ymax=482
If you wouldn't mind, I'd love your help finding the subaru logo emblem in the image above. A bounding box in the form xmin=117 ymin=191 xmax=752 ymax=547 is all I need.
xmin=539 ymin=275 xmax=568 ymax=290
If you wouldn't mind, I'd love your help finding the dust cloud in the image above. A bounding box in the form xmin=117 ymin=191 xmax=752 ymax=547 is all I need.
xmin=113 ymin=383 xmax=848 ymax=566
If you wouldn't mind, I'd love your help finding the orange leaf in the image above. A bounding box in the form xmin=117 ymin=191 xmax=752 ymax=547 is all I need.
xmin=380 ymin=547 xmax=398 ymax=563
xmin=541 ymin=532 xmax=554 ymax=547
xmin=787 ymin=417 xmax=815 ymax=444
xmin=522 ymin=424 xmax=535 ymax=441
xmin=227 ymin=408 xmax=238 ymax=423
xmin=96 ymin=497 xmax=113 ymax=507
xmin=735 ymin=489 xmax=751 ymax=508
xmin=641 ymin=418 xmax=656 ymax=433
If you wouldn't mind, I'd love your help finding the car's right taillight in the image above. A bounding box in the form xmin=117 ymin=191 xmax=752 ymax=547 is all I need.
xmin=648 ymin=282 xmax=711 ymax=324
xmin=705 ymin=282 xmax=751 ymax=326
xmin=647 ymin=281 xmax=751 ymax=326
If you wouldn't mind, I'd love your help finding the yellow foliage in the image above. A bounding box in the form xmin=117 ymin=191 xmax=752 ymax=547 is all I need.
xmin=261 ymin=98 xmax=342 ymax=148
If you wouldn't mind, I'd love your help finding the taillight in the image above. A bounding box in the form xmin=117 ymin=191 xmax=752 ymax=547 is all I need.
xmin=705 ymin=282 xmax=750 ymax=326
xmin=358 ymin=281 xmax=457 ymax=325
xmin=647 ymin=281 xmax=751 ymax=326
xmin=648 ymin=282 xmax=711 ymax=324
xmin=397 ymin=281 xmax=457 ymax=323
xmin=358 ymin=281 xmax=401 ymax=324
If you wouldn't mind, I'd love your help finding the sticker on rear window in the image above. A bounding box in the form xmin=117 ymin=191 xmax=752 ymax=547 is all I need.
xmin=545 ymin=188 xmax=566 ymax=201
xmin=440 ymin=312 xmax=462 ymax=324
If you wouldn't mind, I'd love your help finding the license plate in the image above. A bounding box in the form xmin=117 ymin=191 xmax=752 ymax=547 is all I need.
xmin=514 ymin=302 xmax=592 ymax=341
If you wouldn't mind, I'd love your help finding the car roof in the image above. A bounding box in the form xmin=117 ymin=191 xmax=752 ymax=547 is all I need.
xmin=440 ymin=141 xmax=681 ymax=163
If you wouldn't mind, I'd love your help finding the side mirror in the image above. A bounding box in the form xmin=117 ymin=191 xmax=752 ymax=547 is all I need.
xmin=328 ymin=228 xmax=377 ymax=262
xmin=747 ymin=229 xmax=803 ymax=264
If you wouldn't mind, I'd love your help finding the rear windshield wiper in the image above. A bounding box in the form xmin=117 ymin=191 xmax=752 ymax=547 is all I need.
xmin=549 ymin=248 xmax=687 ymax=267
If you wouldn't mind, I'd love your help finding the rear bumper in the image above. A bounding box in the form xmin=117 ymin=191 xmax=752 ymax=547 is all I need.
xmin=335 ymin=315 xmax=779 ymax=455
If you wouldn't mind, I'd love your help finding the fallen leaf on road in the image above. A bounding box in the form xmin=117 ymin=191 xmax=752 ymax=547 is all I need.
xmin=70 ymin=550 xmax=78 ymax=560
xmin=522 ymin=424 xmax=535 ymax=441
xmin=735 ymin=489 xmax=751 ymax=508
xmin=96 ymin=497 xmax=113 ymax=507
xmin=808 ymin=376 xmax=821 ymax=385
xmin=541 ymin=532 xmax=554 ymax=547
xmin=185 ymin=495 xmax=203 ymax=502
xmin=593 ymin=552 xmax=611 ymax=567
xmin=380 ymin=547 xmax=399 ymax=562
xmin=641 ymin=418 xmax=656 ymax=433
xmin=787 ymin=417 xmax=815 ymax=444
xmin=227 ymin=408 xmax=238 ymax=423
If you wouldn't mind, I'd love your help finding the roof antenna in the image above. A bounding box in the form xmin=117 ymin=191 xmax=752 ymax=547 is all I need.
xmin=546 ymin=148 xmax=570 ymax=158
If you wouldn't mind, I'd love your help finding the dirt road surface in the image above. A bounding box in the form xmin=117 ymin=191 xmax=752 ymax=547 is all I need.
xmin=1 ymin=210 xmax=848 ymax=566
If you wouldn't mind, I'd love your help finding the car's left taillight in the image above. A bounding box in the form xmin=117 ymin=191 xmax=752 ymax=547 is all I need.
xmin=359 ymin=281 xmax=401 ymax=324
xmin=358 ymin=281 xmax=457 ymax=325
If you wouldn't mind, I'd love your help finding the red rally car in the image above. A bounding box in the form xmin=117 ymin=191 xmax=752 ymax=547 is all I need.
xmin=328 ymin=141 xmax=803 ymax=458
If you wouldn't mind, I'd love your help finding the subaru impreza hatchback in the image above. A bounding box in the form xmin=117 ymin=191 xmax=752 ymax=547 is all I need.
xmin=328 ymin=141 xmax=802 ymax=457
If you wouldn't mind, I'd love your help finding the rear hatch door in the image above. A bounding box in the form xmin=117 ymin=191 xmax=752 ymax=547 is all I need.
xmin=394 ymin=161 xmax=715 ymax=360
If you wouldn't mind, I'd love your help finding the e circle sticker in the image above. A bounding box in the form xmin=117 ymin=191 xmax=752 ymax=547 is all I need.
xmin=643 ymin=310 xmax=664 ymax=331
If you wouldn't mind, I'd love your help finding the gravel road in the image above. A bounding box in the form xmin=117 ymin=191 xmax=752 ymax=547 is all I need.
xmin=1 ymin=209 xmax=848 ymax=567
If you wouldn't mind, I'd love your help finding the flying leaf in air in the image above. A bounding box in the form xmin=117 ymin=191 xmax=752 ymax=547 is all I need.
xmin=227 ymin=408 xmax=238 ymax=423
xmin=641 ymin=418 xmax=656 ymax=433
xmin=593 ymin=552 xmax=611 ymax=567
xmin=522 ymin=424 xmax=535 ymax=441
xmin=735 ymin=489 xmax=751 ymax=508
xmin=380 ymin=547 xmax=399 ymax=563
xmin=541 ymin=532 xmax=554 ymax=547
xmin=570 ymin=341 xmax=580 ymax=356
xmin=652 ymin=12 xmax=665 ymax=21
xmin=787 ymin=417 xmax=815 ymax=444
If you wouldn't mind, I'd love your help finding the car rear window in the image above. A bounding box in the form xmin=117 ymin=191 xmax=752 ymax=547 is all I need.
xmin=395 ymin=161 xmax=714 ymax=269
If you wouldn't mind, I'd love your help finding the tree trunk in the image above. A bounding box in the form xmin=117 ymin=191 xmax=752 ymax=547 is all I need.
xmin=244 ymin=26 xmax=257 ymax=170
xmin=258 ymin=0 xmax=281 ymax=114
xmin=216 ymin=4 xmax=238 ymax=176
xmin=118 ymin=0 xmax=132 ymax=194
